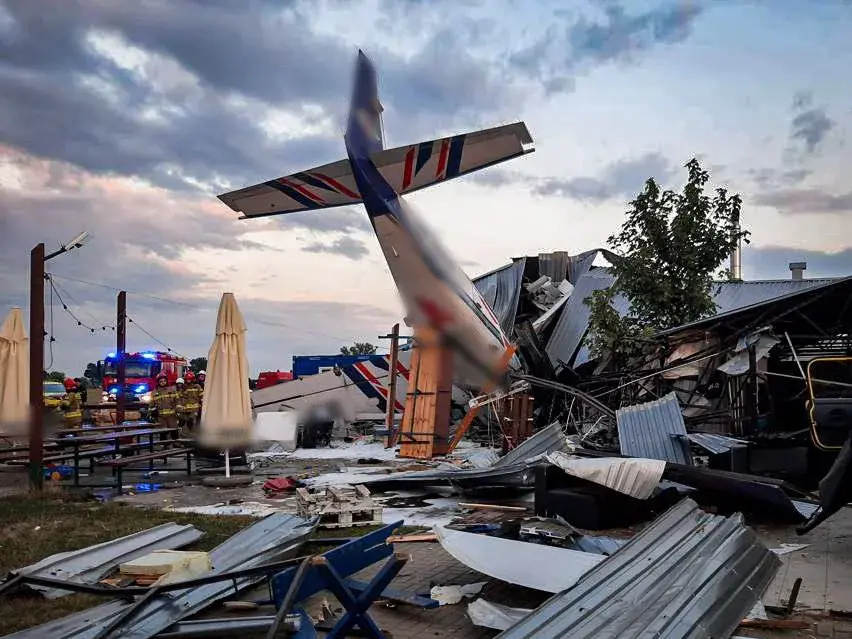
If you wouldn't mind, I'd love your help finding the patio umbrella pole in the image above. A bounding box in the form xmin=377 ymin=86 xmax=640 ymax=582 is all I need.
xmin=225 ymin=448 xmax=230 ymax=478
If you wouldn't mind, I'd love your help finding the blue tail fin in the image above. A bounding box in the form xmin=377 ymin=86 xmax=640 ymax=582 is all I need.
xmin=344 ymin=50 xmax=385 ymax=159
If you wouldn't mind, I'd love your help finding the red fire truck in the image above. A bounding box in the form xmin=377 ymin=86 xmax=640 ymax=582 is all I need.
xmin=255 ymin=370 xmax=294 ymax=390
xmin=100 ymin=350 xmax=188 ymax=403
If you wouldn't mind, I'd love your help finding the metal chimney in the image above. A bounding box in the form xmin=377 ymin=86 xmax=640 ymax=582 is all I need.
xmin=729 ymin=211 xmax=742 ymax=281
xmin=789 ymin=261 xmax=807 ymax=281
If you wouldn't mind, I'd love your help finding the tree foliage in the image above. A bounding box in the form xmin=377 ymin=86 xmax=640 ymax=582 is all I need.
xmin=340 ymin=342 xmax=378 ymax=356
xmin=587 ymin=158 xmax=750 ymax=363
xmin=45 ymin=371 xmax=66 ymax=382
xmin=83 ymin=362 xmax=102 ymax=385
xmin=189 ymin=357 xmax=208 ymax=373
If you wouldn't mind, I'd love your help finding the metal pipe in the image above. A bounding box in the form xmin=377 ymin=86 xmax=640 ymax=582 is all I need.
xmin=385 ymin=323 xmax=400 ymax=448
xmin=28 ymin=243 xmax=45 ymax=490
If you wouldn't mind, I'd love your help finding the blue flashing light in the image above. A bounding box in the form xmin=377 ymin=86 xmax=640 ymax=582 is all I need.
xmin=106 ymin=352 xmax=116 ymax=358
xmin=135 ymin=384 xmax=148 ymax=393
xmin=109 ymin=386 xmax=118 ymax=394
xmin=141 ymin=352 xmax=156 ymax=360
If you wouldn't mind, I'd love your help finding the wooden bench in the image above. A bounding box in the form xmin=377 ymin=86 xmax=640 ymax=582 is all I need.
xmin=101 ymin=447 xmax=193 ymax=494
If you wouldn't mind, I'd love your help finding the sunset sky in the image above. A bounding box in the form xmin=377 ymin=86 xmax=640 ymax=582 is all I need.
xmin=2 ymin=0 xmax=851 ymax=375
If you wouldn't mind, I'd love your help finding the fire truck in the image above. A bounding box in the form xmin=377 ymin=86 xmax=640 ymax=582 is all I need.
xmin=100 ymin=351 xmax=188 ymax=403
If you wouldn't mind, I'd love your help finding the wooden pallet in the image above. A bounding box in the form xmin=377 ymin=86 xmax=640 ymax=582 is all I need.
xmin=296 ymin=485 xmax=383 ymax=529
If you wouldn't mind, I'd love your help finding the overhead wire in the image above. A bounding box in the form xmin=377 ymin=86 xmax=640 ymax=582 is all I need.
xmin=126 ymin=316 xmax=185 ymax=358
xmin=49 ymin=272 xmax=354 ymax=342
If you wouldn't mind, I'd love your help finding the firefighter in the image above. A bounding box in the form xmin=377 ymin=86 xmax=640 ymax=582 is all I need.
xmin=195 ymin=370 xmax=206 ymax=420
xmin=184 ymin=371 xmax=201 ymax=428
xmin=61 ymin=378 xmax=82 ymax=429
xmin=175 ymin=377 xmax=194 ymax=433
xmin=151 ymin=373 xmax=178 ymax=431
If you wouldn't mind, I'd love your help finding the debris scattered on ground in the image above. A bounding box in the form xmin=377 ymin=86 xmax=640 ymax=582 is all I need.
xmin=296 ymin=484 xmax=383 ymax=528
xmin=468 ymin=598 xmax=532 ymax=630
xmin=429 ymin=582 xmax=487 ymax=605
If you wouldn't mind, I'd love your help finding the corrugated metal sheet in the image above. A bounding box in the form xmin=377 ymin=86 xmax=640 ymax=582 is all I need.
xmin=686 ymin=433 xmax=748 ymax=455
xmin=16 ymin=523 xmax=203 ymax=599
xmin=545 ymin=268 xmax=616 ymax=369
xmin=5 ymin=513 xmax=317 ymax=639
xmin=616 ymin=392 xmax=692 ymax=465
xmin=538 ymin=252 xmax=570 ymax=283
xmin=473 ymin=257 xmax=526 ymax=335
xmin=497 ymin=498 xmax=781 ymax=639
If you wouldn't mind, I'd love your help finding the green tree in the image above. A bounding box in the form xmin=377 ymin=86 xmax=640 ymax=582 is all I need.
xmin=45 ymin=371 xmax=66 ymax=382
xmin=83 ymin=362 xmax=102 ymax=386
xmin=587 ymin=158 xmax=750 ymax=364
xmin=339 ymin=342 xmax=378 ymax=356
xmin=189 ymin=357 xmax=208 ymax=373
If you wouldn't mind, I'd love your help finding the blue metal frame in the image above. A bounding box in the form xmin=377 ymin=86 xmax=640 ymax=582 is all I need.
xmin=271 ymin=521 xmax=436 ymax=639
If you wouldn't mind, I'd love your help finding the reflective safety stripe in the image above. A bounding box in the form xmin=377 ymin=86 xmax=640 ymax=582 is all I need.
xmin=65 ymin=412 xmax=82 ymax=418
xmin=159 ymin=409 xmax=176 ymax=416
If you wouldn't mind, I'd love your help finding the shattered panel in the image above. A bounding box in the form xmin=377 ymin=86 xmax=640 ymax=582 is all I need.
xmin=433 ymin=525 xmax=604 ymax=593
xmin=497 ymin=498 xmax=781 ymax=639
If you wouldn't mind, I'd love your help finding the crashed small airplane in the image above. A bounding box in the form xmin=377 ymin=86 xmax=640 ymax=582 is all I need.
xmin=218 ymin=50 xmax=534 ymax=386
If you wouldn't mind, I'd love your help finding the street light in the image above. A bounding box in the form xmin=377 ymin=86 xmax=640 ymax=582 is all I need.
xmin=29 ymin=231 xmax=91 ymax=490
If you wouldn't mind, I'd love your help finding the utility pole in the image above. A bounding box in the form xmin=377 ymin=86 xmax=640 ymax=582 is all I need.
xmin=27 ymin=232 xmax=92 ymax=491
xmin=28 ymin=244 xmax=45 ymax=490
xmin=381 ymin=323 xmax=400 ymax=448
xmin=115 ymin=291 xmax=127 ymax=425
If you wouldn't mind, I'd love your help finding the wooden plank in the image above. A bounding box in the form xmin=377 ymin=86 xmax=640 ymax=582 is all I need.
xmin=386 ymin=533 xmax=438 ymax=543
xmin=458 ymin=503 xmax=529 ymax=512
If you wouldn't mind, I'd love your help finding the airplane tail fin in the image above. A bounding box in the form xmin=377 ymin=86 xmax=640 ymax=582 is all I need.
xmin=345 ymin=49 xmax=385 ymax=159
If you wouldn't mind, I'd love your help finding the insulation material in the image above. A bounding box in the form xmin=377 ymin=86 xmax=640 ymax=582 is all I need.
xmin=468 ymin=598 xmax=532 ymax=631
xmin=430 ymin=582 xmax=487 ymax=605
xmin=120 ymin=550 xmax=212 ymax=586
xmin=433 ymin=525 xmax=604 ymax=593
xmin=718 ymin=333 xmax=780 ymax=376
xmin=546 ymin=452 xmax=666 ymax=499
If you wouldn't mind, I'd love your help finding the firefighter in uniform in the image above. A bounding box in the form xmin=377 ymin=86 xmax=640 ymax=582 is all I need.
xmin=61 ymin=378 xmax=82 ymax=429
xmin=195 ymin=370 xmax=206 ymax=422
xmin=175 ymin=377 xmax=193 ymax=433
xmin=151 ymin=373 xmax=178 ymax=431
xmin=183 ymin=371 xmax=201 ymax=430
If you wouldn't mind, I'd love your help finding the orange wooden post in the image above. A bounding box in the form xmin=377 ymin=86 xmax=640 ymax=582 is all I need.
xmin=446 ymin=344 xmax=516 ymax=453
xmin=398 ymin=327 xmax=453 ymax=459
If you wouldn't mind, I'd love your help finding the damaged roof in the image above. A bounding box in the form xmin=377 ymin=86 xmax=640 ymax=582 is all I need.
xmin=496 ymin=498 xmax=780 ymax=639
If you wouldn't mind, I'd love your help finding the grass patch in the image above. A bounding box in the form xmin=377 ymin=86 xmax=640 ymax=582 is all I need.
xmin=0 ymin=493 xmax=420 ymax=635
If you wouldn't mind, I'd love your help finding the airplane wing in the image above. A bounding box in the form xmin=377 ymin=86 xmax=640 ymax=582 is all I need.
xmin=218 ymin=121 xmax=534 ymax=218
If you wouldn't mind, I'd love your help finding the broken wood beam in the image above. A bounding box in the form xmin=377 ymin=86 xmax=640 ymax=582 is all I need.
xmin=386 ymin=533 xmax=438 ymax=544
xmin=458 ymin=503 xmax=528 ymax=512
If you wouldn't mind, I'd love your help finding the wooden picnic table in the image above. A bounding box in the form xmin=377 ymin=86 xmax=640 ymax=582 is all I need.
xmin=55 ymin=422 xmax=160 ymax=438
xmin=49 ymin=427 xmax=180 ymax=486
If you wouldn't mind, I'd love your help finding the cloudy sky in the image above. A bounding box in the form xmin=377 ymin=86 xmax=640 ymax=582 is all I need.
xmin=2 ymin=0 xmax=851 ymax=377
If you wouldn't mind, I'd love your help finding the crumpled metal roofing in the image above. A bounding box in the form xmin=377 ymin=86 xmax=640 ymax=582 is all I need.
xmin=362 ymin=421 xmax=567 ymax=490
xmin=473 ymin=257 xmax=527 ymax=336
xmin=545 ymin=268 xmax=614 ymax=369
xmin=496 ymin=498 xmax=781 ymax=639
xmin=4 ymin=513 xmax=317 ymax=639
xmin=16 ymin=523 xmax=203 ymax=599
xmin=686 ymin=432 xmax=748 ymax=455
xmin=616 ymin=392 xmax=693 ymax=465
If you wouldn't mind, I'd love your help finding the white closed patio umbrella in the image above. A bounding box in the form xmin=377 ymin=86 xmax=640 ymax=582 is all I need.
xmin=199 ymin=293 xmax=251 ymax=476
xmin=0 ymin=308 xmax=29 ymax=437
